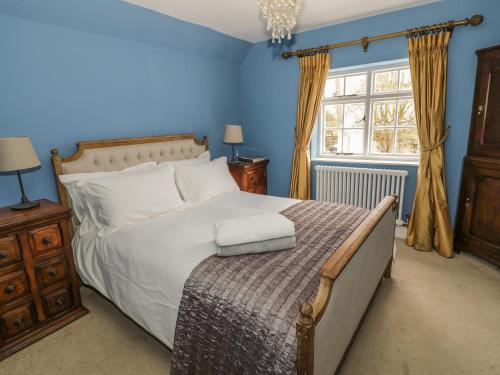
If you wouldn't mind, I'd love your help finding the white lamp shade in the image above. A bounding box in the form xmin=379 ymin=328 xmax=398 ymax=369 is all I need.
xmin=223 ymin=125 xmax=243 ymax=144
xmin=0 ymin=137 xmax=41 ymax=172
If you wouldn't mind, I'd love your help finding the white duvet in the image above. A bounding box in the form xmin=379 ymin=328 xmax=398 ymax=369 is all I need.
xmin=73 ymin=191 xmax=298 ymax=348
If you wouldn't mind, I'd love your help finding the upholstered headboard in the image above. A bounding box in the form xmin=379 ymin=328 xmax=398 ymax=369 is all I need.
xmin=51 ymin=133 xmax=208 ymax=236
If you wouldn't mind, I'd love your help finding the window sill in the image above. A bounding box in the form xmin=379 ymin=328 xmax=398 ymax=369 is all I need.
xmin=312 ymin=157 xmax=419 ymax=167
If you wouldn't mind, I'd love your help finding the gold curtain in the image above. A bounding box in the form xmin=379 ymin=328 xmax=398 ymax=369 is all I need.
xmin=405 ymin=30 xmax=454 ymax=257
xmin=289 ymin=53 xmax=330 ymax=199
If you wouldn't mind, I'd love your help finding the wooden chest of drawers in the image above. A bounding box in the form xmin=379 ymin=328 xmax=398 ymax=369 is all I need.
xmin=228 ymin=160 xmax=269 ymax=195
xmin=0 ymin=199 xmax=87 ymax=359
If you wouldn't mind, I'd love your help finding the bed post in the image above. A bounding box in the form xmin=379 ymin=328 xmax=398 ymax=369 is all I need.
xmin=50 ymin=149 xmax=69 ymax=208
xmin=51 ymin=148 xmax=75 ymax=239
xmin=384 ymin=193 xmax=398 ymax=279
xmin=296 ymin=303 xmax=315 ymax=375
xmin=383 ymin=257 xmax=393 ymax=278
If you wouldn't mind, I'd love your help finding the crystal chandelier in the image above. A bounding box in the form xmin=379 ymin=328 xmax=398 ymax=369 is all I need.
xmin=258 ymin=0 xmax=302 ymax=43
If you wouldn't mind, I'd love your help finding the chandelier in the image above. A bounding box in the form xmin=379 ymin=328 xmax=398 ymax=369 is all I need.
xmin=258 ymin=0 xmax=302 ymax=43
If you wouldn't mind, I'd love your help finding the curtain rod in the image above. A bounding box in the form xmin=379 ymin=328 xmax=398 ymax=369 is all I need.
xmin=282 ymin=14 xmax=484 ymax=59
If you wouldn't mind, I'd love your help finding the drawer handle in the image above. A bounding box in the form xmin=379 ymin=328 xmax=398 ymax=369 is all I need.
xmin=55 ymin=298 xmax=65 ymax=306
xmin=48 ymin=269 xmax=58 ymax=277
xmin=0 ymin=250 xmax=7 ymax=259
xmin=465 ymin=197 xmax=471 ymax=208
xmin=4 ymin=284 xmax=16 ymax=294
xmin=42 ymin=236 xmax=52 ymax=245
xmin=13 ymin=318 xmax=23 ymax=327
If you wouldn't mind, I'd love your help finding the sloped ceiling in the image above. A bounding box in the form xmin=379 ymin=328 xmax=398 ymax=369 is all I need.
xmin=123 ymin=0 xmax=439 ymax=42
xmin=0 ymin=0 xmax=251 ymax=64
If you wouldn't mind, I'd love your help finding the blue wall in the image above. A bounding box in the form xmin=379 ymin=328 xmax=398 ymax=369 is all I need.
xmin=1 ymin=0 xmax=499 ymax=225
xmin=0 ymin=1 xmax=250 ymax=206
xmin=241 ymin=0 xmax=500 ymax=224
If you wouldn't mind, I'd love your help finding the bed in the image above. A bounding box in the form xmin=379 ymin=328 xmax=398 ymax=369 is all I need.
xmin=50 ymin=133 xmax=396 ymax=375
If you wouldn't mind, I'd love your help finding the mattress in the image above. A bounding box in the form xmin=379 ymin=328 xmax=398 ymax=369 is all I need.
xmin=72 ymin=191 xmax=298 ymax=348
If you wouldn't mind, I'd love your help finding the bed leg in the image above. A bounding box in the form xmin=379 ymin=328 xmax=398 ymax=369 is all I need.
xmin=297 ymin=303 xmax=315 ymax=375
xmin=383 ymin=256 xmax=393 ymax=279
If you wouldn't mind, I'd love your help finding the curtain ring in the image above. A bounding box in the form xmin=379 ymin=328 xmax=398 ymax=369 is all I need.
xmin=318 ymin=45 xmax=329 ymax=54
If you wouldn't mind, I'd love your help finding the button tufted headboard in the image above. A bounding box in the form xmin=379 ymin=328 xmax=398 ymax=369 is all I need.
xmin=51 ymin=133 xmax=208 ymax=237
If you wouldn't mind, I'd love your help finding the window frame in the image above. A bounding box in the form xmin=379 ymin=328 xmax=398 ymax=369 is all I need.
xmin=316 ymin=59 xmax=420 ymax=165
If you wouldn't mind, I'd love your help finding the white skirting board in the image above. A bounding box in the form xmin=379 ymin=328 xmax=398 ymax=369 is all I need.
xmin=395 ymin=225 xmax=407 ymax=240
xmin=393 ymin=225 xmax=407 ymax=261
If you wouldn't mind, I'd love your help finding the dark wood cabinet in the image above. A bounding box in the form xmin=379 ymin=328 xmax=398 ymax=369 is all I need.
xmin=0 ymin=200 xmax=88 ymax=359
xmin=228 ymin=160 xmax=269 ymax=195
xmin=455 ymin=45 xmax=500 ymax=266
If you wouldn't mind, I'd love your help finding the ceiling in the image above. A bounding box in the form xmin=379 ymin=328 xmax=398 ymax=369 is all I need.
xmin=123 ymin=0 xmax=438 ymax=42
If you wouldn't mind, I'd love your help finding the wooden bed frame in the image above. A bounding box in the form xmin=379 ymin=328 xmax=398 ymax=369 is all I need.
xmin=50 ymin=133 xmax=396 ymax=375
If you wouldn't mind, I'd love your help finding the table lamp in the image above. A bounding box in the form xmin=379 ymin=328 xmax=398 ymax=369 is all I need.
xmin=224 ymin=125 xmax=243 ymax=162
xmin=0 ymin=137 xmax=41 ymax=210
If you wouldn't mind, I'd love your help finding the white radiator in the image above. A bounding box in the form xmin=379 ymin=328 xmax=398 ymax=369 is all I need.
xmin=315 ymin=165 xmax=408 ymax=225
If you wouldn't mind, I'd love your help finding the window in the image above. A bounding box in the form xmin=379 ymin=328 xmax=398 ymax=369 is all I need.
xmin=318 ymin=60 xmax=419 ymax=163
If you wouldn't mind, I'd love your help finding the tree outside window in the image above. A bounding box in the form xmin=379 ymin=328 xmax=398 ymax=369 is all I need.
xmin=319 ymin=61 xmax=419 ymax=162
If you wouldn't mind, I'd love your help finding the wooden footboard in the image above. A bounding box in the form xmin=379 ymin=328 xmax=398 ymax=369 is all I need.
xmin=296 ymin=195 xmax=397 ymax=375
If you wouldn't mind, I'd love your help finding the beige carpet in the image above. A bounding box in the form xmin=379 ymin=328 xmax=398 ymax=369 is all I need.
xmin=1 ymin=240 xmax=499 ymax=375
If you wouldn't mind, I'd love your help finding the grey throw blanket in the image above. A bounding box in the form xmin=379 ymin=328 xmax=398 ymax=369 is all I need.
xmin=171 ymin=201 xmax=369 ymax=375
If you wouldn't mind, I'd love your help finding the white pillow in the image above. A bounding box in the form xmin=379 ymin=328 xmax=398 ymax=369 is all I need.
xmin=80 ymin=164 xmax=184 ymax=230
xmin=159 ymin=150 xmax=210 ymax=168
xmin=175 ymin=156 xmax=239 ymax=203
xmin=59 ymin=162 xmax=157 ymax=223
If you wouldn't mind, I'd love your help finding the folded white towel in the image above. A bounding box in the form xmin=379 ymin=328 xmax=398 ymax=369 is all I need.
xmin=214 ymin=214 xmax=296 ymax=247
xmin=217 ymin=235 xmax=296 ymax=257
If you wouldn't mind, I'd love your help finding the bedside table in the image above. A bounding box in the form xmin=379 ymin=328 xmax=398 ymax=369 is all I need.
xmin=228 ymin=159 xmax=269 ymax=195
xmin=0 ymin=199 xmax=88 ymax=359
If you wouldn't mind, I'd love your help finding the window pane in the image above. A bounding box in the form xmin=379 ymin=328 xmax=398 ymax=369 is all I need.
xmin=373 ymin=70 xmax=399 ymax=93
xmin=373 ymin=100 xmax=396 ymax=127
xmin=399 ymin=69 xmax=412 ymax=91
xmin=324 ymin=77 xmax=344 ymax=97
xmin=345 ymin=74 xmax=367 ymax=95
xmin=344 ymin=103 xmax=365 ymax=128
xmin=397 ymin=99 xmax=416 ymax=126
xmin=371 ymin=129 xmax=395 ymax=154
xmin=395 ymin=128 xmax=419 ymax=154
xmin=324 ymin=130 xmax=342 ymax=153
xmin=343 ymin=129 xmax=364 ymax=154
xmin=325 ymin=104 xmax=343 ymax=127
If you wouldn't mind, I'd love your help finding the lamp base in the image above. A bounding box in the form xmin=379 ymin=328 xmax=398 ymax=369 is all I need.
xmin=10 ymin=200 xmax=40 ymax=211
